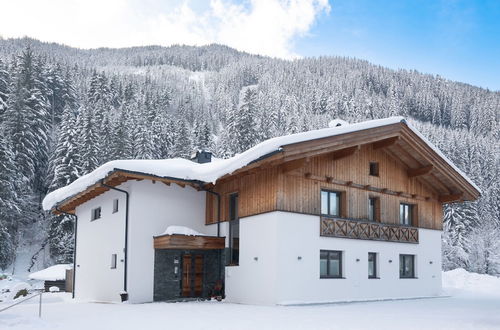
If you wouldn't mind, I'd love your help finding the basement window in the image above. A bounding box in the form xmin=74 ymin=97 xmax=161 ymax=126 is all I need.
xmin=91 ymin=207 xmax=101 ymax=221
xmin=112 ymin=199 xmax=119 ymax=213
xmin=369 ymin=162 xmax=379 ymax=176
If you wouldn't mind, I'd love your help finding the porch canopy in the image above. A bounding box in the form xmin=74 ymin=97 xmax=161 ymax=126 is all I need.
xmin=154 ymin=234 xmax=225 ymax=250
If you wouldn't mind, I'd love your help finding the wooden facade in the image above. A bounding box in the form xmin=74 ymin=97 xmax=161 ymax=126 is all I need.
xmin=51 ymin=121 xmax=479 ymax=235
xmin=205 ymin=123 xmax=482 ymax=231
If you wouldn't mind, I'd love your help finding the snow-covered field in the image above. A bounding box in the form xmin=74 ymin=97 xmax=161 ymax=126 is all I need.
xmin=1 ymin=269 xmax=499 ymax=330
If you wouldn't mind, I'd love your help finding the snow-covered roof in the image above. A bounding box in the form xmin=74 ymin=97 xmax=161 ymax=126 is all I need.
xmin=28 ymin=264 xmax=72 ymax=281
xmin=160 ymin=226 xmax=203 ymax=236
xmin=42 ymin=116 xmax=480 ymax=211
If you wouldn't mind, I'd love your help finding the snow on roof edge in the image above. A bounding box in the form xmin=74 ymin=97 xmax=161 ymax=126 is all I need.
xmin=42 ymin=116 xmax=480 ymax=211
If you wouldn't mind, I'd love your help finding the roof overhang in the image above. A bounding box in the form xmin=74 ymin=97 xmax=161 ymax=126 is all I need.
xmin=50 ymin=119 xmax=480 ymax=214
xmin=53 ymin=169 xmax=205 ymax=214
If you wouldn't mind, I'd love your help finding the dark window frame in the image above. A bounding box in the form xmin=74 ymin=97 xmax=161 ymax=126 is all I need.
xmin=399 ymin=254 xmax=416 ymax=278
xmin=320 ymin=250 xmax=343 ymax=279
xmin=112 ymin=199 xmax=119 ymax=214
xmin=91 ymin=207 xmax=101 ymax=221
xmin=369 ymin=162 xmax=379 ymax=176
xmin=368 ymin=197 xmax=378 ymax=221
xmin=368 ymin=252 xmax=377 ymax=279
xmin=321 ymin=190 xmax=342 ymax=217
xmin=399 ymin=203 xmax=413 ymax=226
xmin=228 ymin=193 xmax=239 ymax=266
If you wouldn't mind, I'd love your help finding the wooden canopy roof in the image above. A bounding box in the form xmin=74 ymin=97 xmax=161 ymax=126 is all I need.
xmin=53 ymin=121 xmax=480 ymax=214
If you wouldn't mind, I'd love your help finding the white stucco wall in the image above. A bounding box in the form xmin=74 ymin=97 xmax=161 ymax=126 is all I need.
xmin=126 ymin=180 xmax=214 ymax=303
xmin=225 ymin=211 xmax=442 ymax=305
xmin=74 ymin=180 xmax=214 ymax=303
xmin=74 ymin=187 xmax=128 ymax=302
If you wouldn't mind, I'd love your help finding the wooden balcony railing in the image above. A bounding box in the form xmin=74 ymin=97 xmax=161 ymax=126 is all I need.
xmin=320 ymin=217 xmax=419 ymax=244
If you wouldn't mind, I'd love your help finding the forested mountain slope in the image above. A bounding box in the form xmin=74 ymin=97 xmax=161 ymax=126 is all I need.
xmin=0 ymin=37 xmax=498 ymax=275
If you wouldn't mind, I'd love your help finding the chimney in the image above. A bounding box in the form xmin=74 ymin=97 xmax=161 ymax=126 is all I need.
xmin=191 ymin=150 xmax=212 ymax=164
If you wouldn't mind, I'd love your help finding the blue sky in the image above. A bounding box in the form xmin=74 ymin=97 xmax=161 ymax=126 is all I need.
xmin=1 ymin=0 xmax=498 ymax=90
xmin=295 ymin=0 xmax=500 ymax=90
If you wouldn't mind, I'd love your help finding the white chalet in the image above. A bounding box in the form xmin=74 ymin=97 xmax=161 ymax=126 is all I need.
xmin=43 ymin=117 xmax=480 ymax=305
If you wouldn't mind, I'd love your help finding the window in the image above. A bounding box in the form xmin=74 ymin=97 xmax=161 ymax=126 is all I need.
xmin=399 ymin=203 xmax=413 ymax=226
xmin=320 ymin=250 xmax=343 ymax=278
xmin=112 ymin=199 xmax=119 ymax=213
xmin=321 ymin=190 xmax=341 ymax=217
xmin=228 ymin=193 xmax=239 ymax=265
xmin=368 ymin=197 xmax=379 ymax=221
xmin=400 ymin=254 xmax=415 ymax=278
xmin=111 ymin=254 xmax=117 ymax=269
xmin=368 ymin=252 xmax=377 ymax=278
xmin=369 ymin=162 xmax=379 ymax=176
xmin=91 ymin=207 xmax=101 ymax=221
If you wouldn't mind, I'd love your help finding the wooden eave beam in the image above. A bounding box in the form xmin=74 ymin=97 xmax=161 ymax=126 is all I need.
xmin=400 ymin=126 xmax=480 ymax=200
xmin=439 ymin=193 xmax=464 ymax=204
xmin=407 ymin=165 xmax=433 ymax=178
xmin=372 ymin=136 xmax=400 ymax=150
xmin=331 ymin=145 xmax=359 ymax=161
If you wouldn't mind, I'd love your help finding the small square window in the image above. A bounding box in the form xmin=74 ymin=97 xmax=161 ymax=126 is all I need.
xmin=113 ymin=199 xmax=119 ymax=213
xmin=320 ymin=250 xmax=343 ymax=278
xmin=91 ymin=207 xmax=101 ymax=221
xmin=369 ymin=162 xmax=379 ymax=176
xmin=111 ymin=254 xmax=117 ymax=269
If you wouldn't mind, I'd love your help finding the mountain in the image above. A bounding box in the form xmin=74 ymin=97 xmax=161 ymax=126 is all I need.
xmin=0 ymin=37 xmax=498 ymax=276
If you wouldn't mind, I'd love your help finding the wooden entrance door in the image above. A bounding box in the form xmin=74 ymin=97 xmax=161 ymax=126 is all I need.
xmin=182 ymin=254 xmax=204 ymax=297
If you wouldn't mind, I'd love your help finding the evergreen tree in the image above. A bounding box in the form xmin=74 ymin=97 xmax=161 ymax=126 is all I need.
xmin=77 ymin=105 xmax=100 ymax=174
xmin=0 ymin=130 xmax=20 ymax=269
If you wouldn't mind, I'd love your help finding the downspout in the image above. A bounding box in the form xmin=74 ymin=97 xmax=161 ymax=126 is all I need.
xmin=55 ymin=207 xmax=78 ymax=299
xmin=100 ymin=180 xmax=129 ymax=300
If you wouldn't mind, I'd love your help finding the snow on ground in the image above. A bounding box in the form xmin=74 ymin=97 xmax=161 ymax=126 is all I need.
xmin=1 ymin=269 xmax=499 ymax=330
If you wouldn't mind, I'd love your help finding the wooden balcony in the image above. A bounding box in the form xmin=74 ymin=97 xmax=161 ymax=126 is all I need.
xmin=320 ymin=217 xmax=419 ymax=244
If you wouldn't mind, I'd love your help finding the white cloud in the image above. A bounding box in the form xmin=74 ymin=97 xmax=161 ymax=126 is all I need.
xmin=0 ymin=0 xmax=330 ymax=58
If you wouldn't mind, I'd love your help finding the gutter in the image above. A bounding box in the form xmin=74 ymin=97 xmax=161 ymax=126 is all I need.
xmin=55 ymin=207 xmax=78 ymax=299
xmin=100 ymin=180 xmax=130 ymax=301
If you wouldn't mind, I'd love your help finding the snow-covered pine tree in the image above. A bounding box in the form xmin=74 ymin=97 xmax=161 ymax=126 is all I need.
xmin=48 ymin=107 xmax=80 ymax=191
xmin=232 ymin=87 xmax=259 ymax=154
xmin=0 ymin=58 xmax=10 ymax=117
xmin=0 ymin=130 xmax=20 ymax=269
xmin=77 ymin=105 xmax=100 ymax=174
xmin=3 ymin=47 xmax=50 ymax=187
